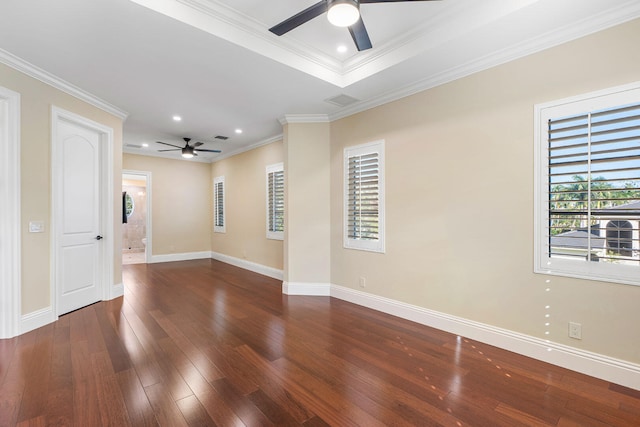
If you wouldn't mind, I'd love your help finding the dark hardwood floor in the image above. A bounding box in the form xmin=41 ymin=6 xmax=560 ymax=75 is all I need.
xmin=1 ymin=259 xmax=640 ymax=426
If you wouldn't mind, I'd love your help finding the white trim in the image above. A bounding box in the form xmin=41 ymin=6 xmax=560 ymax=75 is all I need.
xmin=211 ymin=251 xmax=283 ymax=280
xmin=343 ymin=140 xmax=385 ymax=253
xmin=122 ymin=169 xmax=153 ymax=264
xmin=328 ymin=1 xmax=640 ymax=122
xmin=279 ymin=114 xmax=330 ymax=125
xmin=20 ymin=306 xmax=55 ymax=335
xmin=122 ymin=147 xmax=213 ymax=163
xmin=283 ymin=282 xmax=331 ymax=296
xmin=201 ymin=254 xmax=640 ymax=390
xmin=0 ymin=86 xmax=21 ymax=339
xmin=330 ymin=284 xmax=640 ymax=391
xmin=210 ymin=134 xmax=283 ymax=164
xmin=213 ymin=175 xmax=226 ymax=233
xmin=533 ymin=81 xmax=640 ymax=286
xmin=0 ymin=48 xmax=128 ymax=120
xmin=266 ymin=162 xmax=284 ymax=241
xmin=130 ymin=0 xmax=640 ymax=89
xmin=150 ymin=251 xmax=213 ymax=264
xmin=131 ymin=0 xmax=346 ymax=86
xmin=51 ymin=107 xmax=115 ymax=316
xmin=111 ymin=283 xmax=124 ymax=299
xmin=125 ymin=135 xmax=284 ymax=165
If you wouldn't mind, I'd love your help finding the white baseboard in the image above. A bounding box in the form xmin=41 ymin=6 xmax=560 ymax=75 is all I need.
xmin=20 ymin=306 xmax=56 ymax=335
xmin=283 ymin=281 xmax=331 ymax=296
xmin=211 ymin=251 xmax=283 ymax=280
xmin=330 ymin=284 xmax=640 ymax=391
xmin=149 ymin=251 xmax=213 ymax=264
xmin=110 ymin=282 xmax=124 ymax=299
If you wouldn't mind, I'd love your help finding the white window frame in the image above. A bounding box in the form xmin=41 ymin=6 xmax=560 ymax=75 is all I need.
xmin=344 ymin=140 xmax=385 ymax=253
xmin=266 ymin=163 xmax=284 ymax=240
xmin=534 ymin=81 xmax=640 ymax=286
xmin=213 ymin=175 xmax=225 ymax=233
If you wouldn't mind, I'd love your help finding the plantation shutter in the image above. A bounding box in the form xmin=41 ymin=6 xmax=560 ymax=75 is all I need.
xmin=268 ymin=170 xmax=284 ymax=233
xmin=213 ymin=176 xmax=226 ymax=233
xmin=214 ymin=180 xmax=224 ymax=228
xmin=547 ymin=102 xmax=640 ymax=263
xmin=347 ymin=152 xmax=380 ymax=241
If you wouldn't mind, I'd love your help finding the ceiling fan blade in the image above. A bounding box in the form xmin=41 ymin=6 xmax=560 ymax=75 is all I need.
xmin=194 ymin=149 xmax=222 ymax=153
xmin=349 ymin=17 xmax=372 ymax=51
xmin=359 ymin=0 xmax=441 ymax=3
xmin=193 ymin=142 xmax=204 ymax=147
xmin=158 ymin=149 xmax=180 ymax=152
xmin=156 ymin=141 xmax=183 ymax=149
xmin=269 ymin=1 xmax=328 ymax=36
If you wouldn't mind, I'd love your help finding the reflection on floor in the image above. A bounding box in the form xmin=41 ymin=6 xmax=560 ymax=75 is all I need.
xmin=122 ymin=251 xmax=145 ymax=265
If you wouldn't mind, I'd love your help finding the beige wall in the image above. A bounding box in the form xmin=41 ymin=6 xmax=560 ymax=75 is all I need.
xmin=210 ymin=141 xmax=284 ymax=270
xmin=123 ymin=154 xmax=212 ymax=256
xmin=284 ymin=122 xmax=331 ymax=284
xmin=0 ymin=62 xmax=123 ymax=314
xmin=330 ymin=19 xmax=640 ymax=363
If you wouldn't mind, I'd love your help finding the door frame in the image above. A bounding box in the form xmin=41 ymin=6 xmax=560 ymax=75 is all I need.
xmin=122 ymin=169 xmax=152 ymax=263
xmin=51 ymin=106 xmax=115 ymax=317
xmin=0 ymin=86 xmax=21 ymax=339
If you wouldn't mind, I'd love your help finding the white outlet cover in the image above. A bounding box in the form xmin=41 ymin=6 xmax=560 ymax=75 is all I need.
xmin=29 ymin=221 xmax=45 ymax=233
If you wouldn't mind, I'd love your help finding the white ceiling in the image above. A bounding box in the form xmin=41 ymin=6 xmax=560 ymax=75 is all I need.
xmin=1 ymin=0 xmax=639 ymax=162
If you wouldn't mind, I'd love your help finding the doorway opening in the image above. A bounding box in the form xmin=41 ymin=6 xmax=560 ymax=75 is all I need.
xmin=122 ymin=171 xmax=151 ymax=264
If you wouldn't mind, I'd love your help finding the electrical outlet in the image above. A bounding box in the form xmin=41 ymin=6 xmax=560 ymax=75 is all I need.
xmin=359 ymin=277 xmax=366 ymax=288
xmin=569 ymin=322 xmax=582 ymax=340
xmin=28 ymin=220 xmax=45 ymax=233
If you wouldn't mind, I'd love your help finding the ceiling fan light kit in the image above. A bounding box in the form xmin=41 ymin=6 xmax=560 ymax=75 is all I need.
xmin=156 ymin=137 xmax=222 ymax=159
xmin=269 ymin=0 xmax=439 ymax=52
xmin=327 ymin=0 xmax=360 ymax=27
xmin=182 ymin=146 xmax=195 ymax=158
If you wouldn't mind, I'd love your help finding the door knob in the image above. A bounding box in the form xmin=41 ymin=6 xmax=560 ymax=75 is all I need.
xmin=96 ymin=235 xmax=103 ymax=240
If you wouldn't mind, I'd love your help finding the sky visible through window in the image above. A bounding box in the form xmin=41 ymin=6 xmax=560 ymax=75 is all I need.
xmin=549 ymin=103 xmax=640 ymax=187
xmin=548 ymin=102 xmax=640 ymax=264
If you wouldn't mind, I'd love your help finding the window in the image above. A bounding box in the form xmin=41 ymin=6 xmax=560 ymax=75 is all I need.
xmin=213 ymin=176 xmax=225 ymax=233
xmin=344 ymin=140 xmax=385 ymax=253
xmin=535 ymin=82 xmax=640 ymax=285
xmin=125 ymin=192 xmax=134 ymax=218
xmin=266 ymin=163 xmax=284 ymax=240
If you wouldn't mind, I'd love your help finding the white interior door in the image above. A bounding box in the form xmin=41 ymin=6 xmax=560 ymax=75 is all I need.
xmin=55 ymin=119 xmax=103 ymax=315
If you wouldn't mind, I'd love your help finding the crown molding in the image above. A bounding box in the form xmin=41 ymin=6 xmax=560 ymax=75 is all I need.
xmin=329 ymin=1 xmax=640 ymax=122
xmin=133 ymin=0 xmax=346 ymax=86
xmin=125 ymin=133 xmax=284 ymax=164
xmin=135 ymin=0 xmax=543 ymax=88
xmin=210 ymin=134 xmax=283 ymax=163
xmin=123 ymin=149 xmax=212 ymax=163
xmin=0 ymin=48 xmax=128 ymax=120
xmin=181 ymin=0 xmax=343 ymax=68
xmin=279 ymin=114 xmax=330 ymax=125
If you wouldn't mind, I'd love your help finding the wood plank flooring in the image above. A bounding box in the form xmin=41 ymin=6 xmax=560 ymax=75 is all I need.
xmin=1 ymin=259 xmax=640 ymax=426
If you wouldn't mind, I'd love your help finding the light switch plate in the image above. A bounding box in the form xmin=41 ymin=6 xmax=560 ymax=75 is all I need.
xmin=29 ymin=221 xmax=45 ymax=233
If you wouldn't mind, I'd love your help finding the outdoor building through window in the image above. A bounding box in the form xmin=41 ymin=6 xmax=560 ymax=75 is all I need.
xmin=344 ymin=140 xmax=385 ymax=253
xmin=535 ymin=82 xmax=640 ymax=285
xmin=266 ymin=163 xmax=284 ymax=240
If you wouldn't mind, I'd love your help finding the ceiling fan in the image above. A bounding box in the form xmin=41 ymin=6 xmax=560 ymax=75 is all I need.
xmin=157 ymin=137 xmax=221 ymax=159
xmin=269 ymin=0 xmax=440 ymax=51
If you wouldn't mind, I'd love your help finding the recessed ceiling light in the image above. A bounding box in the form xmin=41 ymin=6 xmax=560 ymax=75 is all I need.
xmin=172 ymin=115 xmax=182 ymax=122
xmin=235 ymin=129 xmax=243 ymax=134
xmin=141 ymin=143 xmax=149 ymax=147
xmin=337 ymin=44 xmax=348 ymax=53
